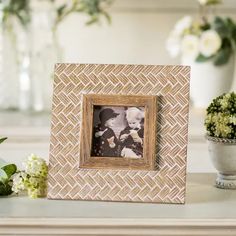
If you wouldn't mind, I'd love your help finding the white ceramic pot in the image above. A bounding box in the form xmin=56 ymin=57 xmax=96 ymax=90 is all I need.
xmin=206 ymin=135 xmax=236 ymax=189
xmin=182 ymin=56 xmax=235 ymax=108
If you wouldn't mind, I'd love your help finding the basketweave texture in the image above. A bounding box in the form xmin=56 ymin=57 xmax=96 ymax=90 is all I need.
xmin=48 ymin=63 xmax=190 ymax=203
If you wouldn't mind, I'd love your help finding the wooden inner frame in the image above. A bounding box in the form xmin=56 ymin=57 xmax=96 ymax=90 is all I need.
xmin=79 ymin=94 xmax=157 ymax=171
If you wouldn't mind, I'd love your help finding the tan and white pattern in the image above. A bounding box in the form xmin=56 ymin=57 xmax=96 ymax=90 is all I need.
xmin=48 ymin=64 xmax=190 ymax=204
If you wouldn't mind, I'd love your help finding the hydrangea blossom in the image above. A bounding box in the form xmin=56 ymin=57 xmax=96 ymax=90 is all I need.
xmin=12 ymin=154 xmax=48 ymax=198
xmin=12 ymin=172 xmax=27 ymax=193
xmin=23 ymin=154 xmax=47 ymax=178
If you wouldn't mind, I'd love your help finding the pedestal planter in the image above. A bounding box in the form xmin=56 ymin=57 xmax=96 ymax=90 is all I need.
xmin=206 ymin=135 xmax=236 ymax=189
xmin=182 ymin=56 xmax=235 ymax=108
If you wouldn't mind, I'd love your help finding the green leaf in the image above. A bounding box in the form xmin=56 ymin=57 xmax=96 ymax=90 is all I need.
xmin=206 ymin=0 xmax=222 ymax=5
xmin=233 ymin=29 xmax=236 ymax=45
xmin=2 ymin=164 xmax=17 ymax=178
xmin=0 ymin=137 xmax=7 ymax=144
xmin=226 ymin=18 xmax=236 ymax=45
xmin=0 ymin=169 xmax=8 ymax=183
xmin=102 ymin=11 xmax=111 ymax=24
xmin=200 ymin=23 xmax=211 ymax=31
xmin=213 ymin=47 xmax=232 ymax=66
xmin=0 ymin=182 xmax=13 ymax=196
xmin=57 ymin=4 xmax=67 ymax=17
xmin=226 ymin=18 xmax=235 ymax=32
xmin=2 ymin=0 xmax=30 ymax=27
xmin=213 ymin=17 xmax=229 ymax=38
xmin=196 ymin=54 xmax=213 ymax=63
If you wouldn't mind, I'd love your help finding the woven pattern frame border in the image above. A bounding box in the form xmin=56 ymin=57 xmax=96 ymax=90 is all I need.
xmin=48 ymin=63 xmax=190 ymax=204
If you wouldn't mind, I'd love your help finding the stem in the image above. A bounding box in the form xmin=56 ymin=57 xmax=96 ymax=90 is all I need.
xmin=198 ymin=3 xmax=209 ymax=26
xmin=52 ymin=27 xmax=62 ymax=62
xmin=230 ymin=38 xmax=236 ymax=53
xmin=53 ymin=2 xmax=79 ymax=31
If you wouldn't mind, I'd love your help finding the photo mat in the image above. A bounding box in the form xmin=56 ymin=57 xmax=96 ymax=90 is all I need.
xmin=48 ymin=63 xmax=190 ymax=204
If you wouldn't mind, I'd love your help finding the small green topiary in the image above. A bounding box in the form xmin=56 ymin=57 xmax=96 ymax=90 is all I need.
xmin=205 ymin=92 xmax=236 ymax=139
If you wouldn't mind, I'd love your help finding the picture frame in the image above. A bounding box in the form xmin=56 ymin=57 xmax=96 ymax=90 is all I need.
xmin=48 ymin=63 xmax=190 ymax=204
xmin=80 ymin=94 xmax=157 ymax=171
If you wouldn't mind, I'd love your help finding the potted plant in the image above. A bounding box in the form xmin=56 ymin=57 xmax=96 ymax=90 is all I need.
xmin=166 ymin=0 xmax=236 ymax=108
xmin=205 ymin=92 xmax=236 ymax=189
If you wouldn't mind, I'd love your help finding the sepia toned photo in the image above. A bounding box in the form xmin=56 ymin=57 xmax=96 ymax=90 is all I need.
xmin=91 ymin=106 xmax=145 ymax=159
xmin=79 ymin=94 xmax=157 ymax=171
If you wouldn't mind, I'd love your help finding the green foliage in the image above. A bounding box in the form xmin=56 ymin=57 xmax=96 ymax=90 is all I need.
xmin=55 ymin=0 xmax=113 ymax=28
xmin=211 ymin=17 xmax=236 ymax=65
xmin=2 ymin=163 xmax=17 ymax=178
xmin=204 ymin=0 xmax=222 ymax=5
xmin=196 ymin=54 xmax=213 ymax=62
xmin=205 ymin=92 xmax=236 ymax=139
xmin=0 ymin=0 xmax=31 ymax=26
xmin=0 ymin=161 xmax=17 ymax=196
xmin=213 ymin=17 xmax=236 ymax=40
xmin=0 ymin=182 xmax=12 ymax=196
xmin=0 ymin=137 xmax=17 ymax=196
xmin=213 ymin=46 xmax=231 ymax=65
xmin=0 ymin=0 xmax=113 ymax=28
xmin=0 ymin=137 xmax=7 ymax=144
xmin=196 ymin=16 xmax=236 ymax=66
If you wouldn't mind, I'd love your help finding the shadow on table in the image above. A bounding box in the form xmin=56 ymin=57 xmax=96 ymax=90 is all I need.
xmin=186 ymin=173 xmax=236 ymax=204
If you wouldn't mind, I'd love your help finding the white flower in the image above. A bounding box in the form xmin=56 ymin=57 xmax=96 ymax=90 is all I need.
xmin=166 ymin=31 xmax=181 ymax=57
xmin=229 ymin=116 xmax=236 ymax=125
xmin=11 ymin=154 xmax=48 ymax=198
xmin=174 ymin=16 xmax=193 ymax=35
xmin=198 ymin=0 xmax=209 ymax=5
xmin=199 ymin=30 xmax=222 ymax=57
xmin=166 ymin=16 xmax=193 ymax=58
xmin=22 ymin=154 xmax=47 ymax=177
xmin=12 ymin=172 xmax=27 ymax=193
xmin=181 ymin=35 xmax=200 ymax=60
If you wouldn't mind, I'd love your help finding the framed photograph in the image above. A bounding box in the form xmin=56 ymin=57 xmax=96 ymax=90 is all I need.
xmin=80 ymin=94 xmax=157 ymax=170
xmin=48 ymin=63 xmax=190 ymax=204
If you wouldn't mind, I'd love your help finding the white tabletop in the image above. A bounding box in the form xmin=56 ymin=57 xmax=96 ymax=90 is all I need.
xmin=0 ymin=173 xmax=235 ymax=219
xmin=1 ymin=173 xmax=236 ymax=236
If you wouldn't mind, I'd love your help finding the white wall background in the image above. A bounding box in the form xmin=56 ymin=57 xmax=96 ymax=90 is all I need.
xmin=56 ymin=1 xmax=235 ymax=66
